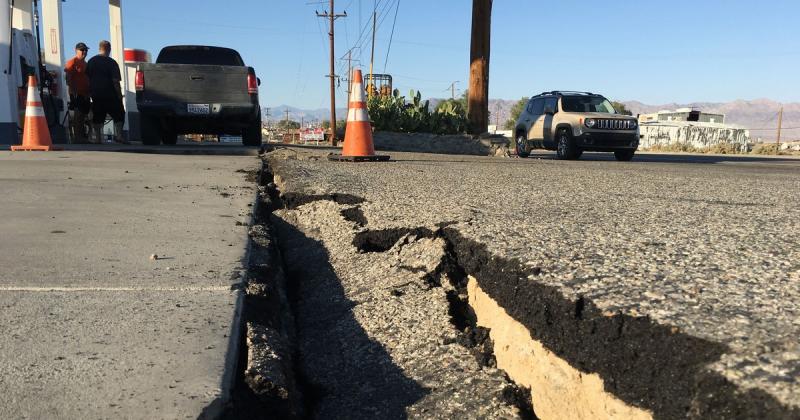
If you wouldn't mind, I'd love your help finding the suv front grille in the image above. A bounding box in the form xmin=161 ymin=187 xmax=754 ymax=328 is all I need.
xmin=596 ymin=119 xmax=635 ymax=130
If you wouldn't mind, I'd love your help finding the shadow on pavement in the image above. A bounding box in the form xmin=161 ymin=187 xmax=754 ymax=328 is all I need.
xmin=527 ymin=151 xmax=800 ymax=165
xmin=271 ymin=215 xmax=427 ymax=419
xmin=1 ymin=141 xmax=262 ymax=156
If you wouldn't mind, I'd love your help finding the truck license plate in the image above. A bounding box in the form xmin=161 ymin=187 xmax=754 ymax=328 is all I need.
xmin=187 ymin=104 xmax=210 ymax=115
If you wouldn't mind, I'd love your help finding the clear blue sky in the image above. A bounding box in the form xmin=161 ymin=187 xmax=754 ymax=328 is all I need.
xmin=59 ymin=0 xmax=800 ymax=109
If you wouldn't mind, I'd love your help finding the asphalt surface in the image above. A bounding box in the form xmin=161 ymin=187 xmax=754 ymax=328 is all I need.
xmin=273 ymin=204 xmax=523 ymax=419
xmin=267 ymin=147 xmax=800 ymax=418
xmin=0 ymin=149 xmax=257 ymax=418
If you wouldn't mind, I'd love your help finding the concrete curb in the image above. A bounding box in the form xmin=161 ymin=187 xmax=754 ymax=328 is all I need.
xmin=199 ymin=173 xmax=260 ymax=419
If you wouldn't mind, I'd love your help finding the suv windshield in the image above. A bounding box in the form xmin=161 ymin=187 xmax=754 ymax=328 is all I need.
xmin=561 ymin=96 xmax=617 ymax=114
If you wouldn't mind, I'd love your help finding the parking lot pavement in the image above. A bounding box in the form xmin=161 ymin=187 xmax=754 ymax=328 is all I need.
xmin=0 ymin=151 xmax=257 ymax=418
xmin=267 ymin=148 xmax=800 ymax=418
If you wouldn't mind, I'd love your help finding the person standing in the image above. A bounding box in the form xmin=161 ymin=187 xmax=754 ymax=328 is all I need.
xmin=86 ymin=40 xmax=128 ymax=144
xmin=64 ymin=42 xmax=91 ymax=143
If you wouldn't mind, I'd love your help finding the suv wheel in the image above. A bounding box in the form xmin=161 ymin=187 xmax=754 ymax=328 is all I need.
xmin=614 ymin=150 xmax=636 ymax=161
xmin=515 ymin=132 xmax=530 ymax=158
xmin=556 ymin=129 xmax=580 ymax=160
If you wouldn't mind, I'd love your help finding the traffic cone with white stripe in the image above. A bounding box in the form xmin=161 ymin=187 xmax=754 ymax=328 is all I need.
xmin=12 ymin=76 xmax=60 ymax=151
xmin=329 ymin=69 xmax=389 ymax=162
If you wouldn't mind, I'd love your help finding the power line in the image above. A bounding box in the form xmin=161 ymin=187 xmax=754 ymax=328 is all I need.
xmin=349 ymin=0 xmax=394 ymax=64
xmin=383 ymin=0 xmax=400 ymax=72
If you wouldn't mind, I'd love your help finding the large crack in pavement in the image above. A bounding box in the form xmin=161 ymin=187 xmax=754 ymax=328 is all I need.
xmin=223 ymin=159 xmax=532 ymax=419
xmin=273 ymin=197 xmax=530 ymax=418
xmin=226 ymin=153 xmax=799 ymax=419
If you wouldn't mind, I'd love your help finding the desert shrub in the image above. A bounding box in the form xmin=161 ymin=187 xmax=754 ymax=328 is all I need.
xmin=367 ymin=90 xmax=468 ymax=135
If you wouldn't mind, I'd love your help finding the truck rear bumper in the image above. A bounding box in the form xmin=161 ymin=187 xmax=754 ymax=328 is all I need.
xmin=138 ymin=102 xmax=258 ymax=120
xmin=137 ymin=102 xmax=260 ymax=134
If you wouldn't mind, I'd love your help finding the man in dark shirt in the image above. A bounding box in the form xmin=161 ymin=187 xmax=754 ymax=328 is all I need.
xmin=86 ymin=40 xmax=128 ymax=144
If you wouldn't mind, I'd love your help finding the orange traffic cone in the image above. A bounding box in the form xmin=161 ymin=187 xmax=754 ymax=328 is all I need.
xmin=11 ymin=75 xmax=61 ymax=151
xmin=328 ymin=69 xmax=389 ymax=162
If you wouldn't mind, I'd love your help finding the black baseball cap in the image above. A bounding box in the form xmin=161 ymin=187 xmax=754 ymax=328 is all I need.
xmin=75 ymin=42 xmax=89 ymax=51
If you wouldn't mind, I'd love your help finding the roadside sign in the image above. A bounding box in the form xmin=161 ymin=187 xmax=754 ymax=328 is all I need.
xmin=300 ymin=128 xmax=325 ymax=144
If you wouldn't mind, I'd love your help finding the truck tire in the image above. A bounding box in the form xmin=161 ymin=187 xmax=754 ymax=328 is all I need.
xmin=162 ymin=128 xmax=178 ymax=145
xmin=242 ymin=120 xmax=262 ymax=146
xmin=140 ymin=115 xmax=161 ymax=145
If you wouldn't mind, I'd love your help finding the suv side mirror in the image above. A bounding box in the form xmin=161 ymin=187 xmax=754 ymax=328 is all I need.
xmin=257 ymin=77 xmax=261 ymax=86
xmin=544 ymin=106 xmax=555 ymax=115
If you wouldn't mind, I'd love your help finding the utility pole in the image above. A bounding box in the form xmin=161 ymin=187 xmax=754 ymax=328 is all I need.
xmin=467 ymin=0 xmax=492 ymax=135
xmin=776 ymin=105 xmax=783 ymax=148
xmin=368 ymin=8 xmax=377 ymax=98
xmin=264 ymin=107 xmax=271 ymax=129
xmin=494 ymin=102 xmax=501 ymax=131
xmin=446 ymin=81 xmax=459 ymax=100
xmin=283 ymin=108 xmax=291 ymax=143
xmin=317 ymin=2 xmax=346 ymax=145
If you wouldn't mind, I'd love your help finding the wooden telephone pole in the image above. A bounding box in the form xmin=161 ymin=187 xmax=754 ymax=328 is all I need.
xmin=317 ymin=2 xmax=346 ymax=145
xmin=467 ymin=0 xmax=492 ymax=135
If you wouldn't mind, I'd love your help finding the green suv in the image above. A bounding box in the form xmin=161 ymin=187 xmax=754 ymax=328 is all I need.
xmin=514 ymin=91 xmax=639 ymax=161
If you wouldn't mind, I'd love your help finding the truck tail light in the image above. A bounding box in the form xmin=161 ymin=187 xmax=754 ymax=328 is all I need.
xmin=247 ymin=73 xmax=258 ymax=95
xmin=135 ymin=70 xmax=145 ymax=91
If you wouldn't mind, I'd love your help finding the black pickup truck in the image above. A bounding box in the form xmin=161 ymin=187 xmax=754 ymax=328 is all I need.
xmin=135 ymin=45 xmax=262 ymax=146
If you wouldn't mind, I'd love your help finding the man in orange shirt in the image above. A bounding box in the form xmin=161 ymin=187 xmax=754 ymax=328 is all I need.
xmin=65 ymin=42 xmax=91 ymax=143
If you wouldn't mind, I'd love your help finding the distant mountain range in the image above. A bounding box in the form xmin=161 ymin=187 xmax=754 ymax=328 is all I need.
xmin=266 ymin=98 xmax=799 ymax=141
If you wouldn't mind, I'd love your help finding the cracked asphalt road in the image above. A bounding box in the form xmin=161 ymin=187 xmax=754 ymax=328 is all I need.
xmin=267 ymin=148 xmax=800 ymax=418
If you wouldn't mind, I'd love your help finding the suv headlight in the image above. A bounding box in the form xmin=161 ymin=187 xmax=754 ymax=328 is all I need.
xmin=584 ymin=118 xmax=596 ymax=128
xmin=629 ymin=119 xmax=638 ymax=129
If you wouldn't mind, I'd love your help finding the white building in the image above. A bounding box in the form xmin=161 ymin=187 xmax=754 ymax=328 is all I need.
xmin=639 ymin=108 xmax=726 ymax=124
xmin=637 ymin=108 xmax=749 ymax=151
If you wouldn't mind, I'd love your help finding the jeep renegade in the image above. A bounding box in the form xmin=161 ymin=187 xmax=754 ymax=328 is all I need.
xmin=514 ymin=91 xmax=639 ymax=161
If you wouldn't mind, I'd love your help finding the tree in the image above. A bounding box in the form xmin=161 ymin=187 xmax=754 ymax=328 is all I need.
xmin=467 ymin=0 xmax=492 ymax=134
xmin=321 ymin=119 xmax=346 ymax=130
xmin=276 ymin=120 xmax=300 ymax=130
xmin=612 ymin=101 xmax=633 ymax=116
xmin=504 ymin=97 xmax=529 ymax=130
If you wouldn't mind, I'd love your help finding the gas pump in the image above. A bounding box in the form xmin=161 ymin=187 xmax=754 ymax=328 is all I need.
xmin=32 ymin=0 xmax=67 ymax=142
xmin=1 ymin=0 xmax=67 ymax=144
xmin=2 ymin=0 xmax=126 ymax=145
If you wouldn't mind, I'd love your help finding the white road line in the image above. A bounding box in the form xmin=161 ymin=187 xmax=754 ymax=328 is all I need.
xmin=0 ymin=286 xmax=237 ymax=292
